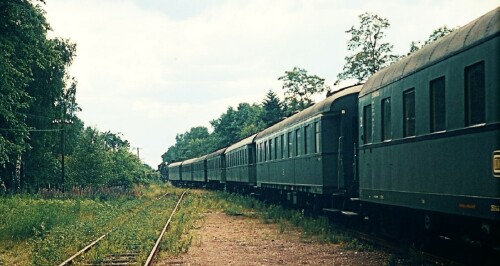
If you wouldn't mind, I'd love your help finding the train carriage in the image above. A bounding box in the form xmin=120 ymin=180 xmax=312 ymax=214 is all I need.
xmin=358 ymin=7 xmax=500 ymax=239
xmin=167 ymin=161 xmax=182 ymax=186
xmin=192 ymin=156 xmax=207 ymax=183
xmin=225 ymin=134 xmax=257 ymax=192
xmin=181 ymin=157 xmax=197 ymax=183
xmin=206 ymin=147 xmax=227 ymax=187
xmin=255 ymin=85 xmax=361 ymax=205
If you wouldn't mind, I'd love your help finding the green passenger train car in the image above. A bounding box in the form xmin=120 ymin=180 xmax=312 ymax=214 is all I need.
xmin=206 ymin=147 xmax=227 ymax=186
xmin=192 ymin=156 xmax=207 ymax=183
xmin=181 ymin=157 xmax=197 ymax=182
xmin=358 ymin=7 xmax=500 ymax=225
xmin=225 ymin=134 xmax=257 ymax=189
xmin=255 ymin=85 xmax=361 ymax=196
xmin=167 ymin=161 xmax=182 ymax=184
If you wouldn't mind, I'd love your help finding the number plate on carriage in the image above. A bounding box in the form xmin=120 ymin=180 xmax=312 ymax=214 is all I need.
xmin=494 ymin=151 xmax=500 ymax=177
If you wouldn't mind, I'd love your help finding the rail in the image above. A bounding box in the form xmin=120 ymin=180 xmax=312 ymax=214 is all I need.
xmin=58 ymin=191 xmax=172 ymax=266
xmin=144 ymin=190 xmax=187 ymax=266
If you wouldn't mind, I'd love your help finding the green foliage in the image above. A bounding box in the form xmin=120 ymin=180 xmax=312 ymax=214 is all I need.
xmin=278 ymin=67 xmax=328 ymax=114
xmin=408 ymin=25 xmax=457 ymax=54
xmin=162 ymin=126 xmax=215 ymax=163
xmin=0 ymin=0 xmax=83 ymax=192
xmin=211 ymin=103 xmax=266 ymax=148
xmin=0 ymin=185 xmax=170 ymax=265
xmin=103 ymin=131 xmax=130 ymax=151
xmin=262 ymin=90 xmax=285 ymax=126
xmin=0 ymin=0 xmax=50 ymax=167
xmin=66 ymin=127 xmax=156 ymax=188
xmin=336 ymin=12 xmax=399 ymax=84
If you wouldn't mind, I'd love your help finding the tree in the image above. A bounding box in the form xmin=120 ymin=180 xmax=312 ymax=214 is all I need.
xmin=210 ymin=103 xmax=265 ymax=148
xmin=66 ymin=127 xmax=111 ymax=187
xmin=278 ymin=67 xmax=328 ymax=114
xmin=0 ymin=0 xmax=80 ymax=191
xmin=21 ymin=38 xmax=79 ymax=190
xmin=336 ymin=12 xmax=399 ymax=84
xmin=408 ymin=26 xmax=457 ymax=54
xmin=261 ymin=90 xmax=285 ymax=126
xmin=162 ymin=126 xmax=215 ymax=163
xmin=67 ymin=127 xmax=155 ymax=188
xmin=103 ymin=131 xmax=130 ymax=151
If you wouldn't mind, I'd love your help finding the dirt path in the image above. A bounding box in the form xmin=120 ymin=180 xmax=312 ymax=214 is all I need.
xmin=157 ymin=212 xmax=393 ymax=265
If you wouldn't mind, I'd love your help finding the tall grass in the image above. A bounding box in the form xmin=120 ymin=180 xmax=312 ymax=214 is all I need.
xmin=0 ymin=184 xmax=170 ymax=265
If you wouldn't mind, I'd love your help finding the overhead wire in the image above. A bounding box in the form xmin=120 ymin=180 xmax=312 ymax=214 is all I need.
xmin=0 ymin=128 xmax=62 ymax=132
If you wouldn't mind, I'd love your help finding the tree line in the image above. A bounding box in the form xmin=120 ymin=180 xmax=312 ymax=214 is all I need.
xmin=162 ymin=12 xmax=456 ymax=164
xmin=0 ymin=1 xmax=157 ymax=193
xmin=0 ymin=2 xmax=456 ymax=190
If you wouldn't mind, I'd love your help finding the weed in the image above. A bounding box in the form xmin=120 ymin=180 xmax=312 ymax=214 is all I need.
xmin=407 ymin=244 xmax=423 ymax=266
xmin=386 ymin=254 xmax=397 ymax=266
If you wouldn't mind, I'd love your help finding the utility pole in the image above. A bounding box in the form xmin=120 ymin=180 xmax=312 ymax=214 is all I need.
xmin=53 ymin=118 xmax=67 ymax=191
xmin=54 ymin=104 xmax=72 ymax=192
xmin=134 ymin=147 xmax=142 ymax=160
xmin=61 ymin=118 xmax=65 ymax=191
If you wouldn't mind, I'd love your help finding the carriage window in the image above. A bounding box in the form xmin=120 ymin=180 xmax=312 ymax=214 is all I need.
xmin=403 ymin=89 xmax=416 ymax=137
xmin=257 ymin=143 xmax=262 ymax=162
xmin=264 ymin=141 xmax=268 ymax=161
xmin=249 ymin=147 xmax=254 ymax=164
xmin=275 ymin=137 xmax=279 ymax=159
xmin=280 ymin=135 xmax=284 ymax=159
xmin=363 ymin=105 xmax=372 ymax=144
xmin=296 ymin=128 xmax=302 ymax=156
xmin=261 ymin=143 xmax=264 ymax=162
xmin=304 ymin=125 xmax=309 ymax=155
xmin=262 ymin=143 xmax=265 ymax=162
xmin=287 ymin=132 xmax=293 ymax=157
xmin=381 ymin=98 xmax=391 ymax=141
xmin=314 ymin=122 xmax=320 ymax=153
xmin=381 ymin=97 xmax=392 ymax=141
xmin=465 ymin=61 xmax=485 ymax=126
xmin=305 ymin=124 xmax=314 ymax=154
xmin=269 ymin=139 xmax=274 ymax=161
xmin=430 ymin=76 xmax=446 ymax=132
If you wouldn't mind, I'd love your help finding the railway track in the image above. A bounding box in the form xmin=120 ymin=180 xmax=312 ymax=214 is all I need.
xmin=59 ymin=190 xmax=187 ymax=266
xmin=351 ymin=230 xmax=466 ymax=266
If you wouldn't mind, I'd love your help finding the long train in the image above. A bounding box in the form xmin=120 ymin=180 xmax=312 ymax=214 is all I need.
xmin=166 ymin=7 xmax=500 ymax=246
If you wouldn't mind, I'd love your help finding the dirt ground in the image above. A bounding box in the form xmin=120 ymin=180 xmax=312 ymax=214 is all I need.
xmin=157 ymin=212 xmax=395 ymax=266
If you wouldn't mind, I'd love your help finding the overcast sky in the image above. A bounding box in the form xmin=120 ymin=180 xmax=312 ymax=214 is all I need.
xmin=43 ymin=0 xmax=499 ymax=167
